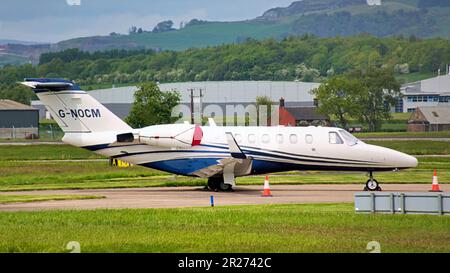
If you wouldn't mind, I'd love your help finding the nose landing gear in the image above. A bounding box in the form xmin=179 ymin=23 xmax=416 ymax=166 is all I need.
xmin=364 ymin=171 xmax=382 ymax=191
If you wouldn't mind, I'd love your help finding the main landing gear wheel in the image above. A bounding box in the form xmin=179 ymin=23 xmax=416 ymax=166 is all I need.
xmin=364 ymin=171 xmax=382 ymax=191
xmin=207 ymin=177 xmax=233 ymax=192
xmin=219 ymin=182 xmax=232 ymax=192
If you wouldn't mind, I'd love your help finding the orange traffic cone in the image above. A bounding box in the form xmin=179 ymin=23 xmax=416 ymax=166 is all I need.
xmin=430 ymin=169 xmax=442 ymax=192
xmin=262 ymin=175 xmax=272 ymax=197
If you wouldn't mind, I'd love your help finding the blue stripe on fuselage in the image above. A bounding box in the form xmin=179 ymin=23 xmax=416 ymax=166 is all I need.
xmin=139 ymin=157 xmax=392 ymax=176
xmin=139 ymin=157 xmax=294 ymax=176
xmin=140 ymin=158 xmax=223 ymax=176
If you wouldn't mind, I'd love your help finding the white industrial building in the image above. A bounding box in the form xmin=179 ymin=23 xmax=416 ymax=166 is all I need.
xmin=34 ymin=81 xmax=320 ymax=119
xmin=396 ymin=75 xmax=450 ymax=113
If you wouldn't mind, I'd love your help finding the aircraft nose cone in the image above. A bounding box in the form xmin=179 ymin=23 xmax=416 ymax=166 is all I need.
xmin=383 ymin=148 xmax=418 ymax=169
xmin=402 ymin=154 xmax=418 ymax=168
xmin=392 ymin=151 xmax=418 ymax=169
xmin=365 ymin=144 xmax=418 ymax=169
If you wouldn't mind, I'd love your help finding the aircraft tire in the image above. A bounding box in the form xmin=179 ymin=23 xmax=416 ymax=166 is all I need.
xmin=219 ymin=182 xmax=233 ymax=192
xmin=365 ymin=178 xmax=379 ymax=191
xmin=207 ymin=178 xmax=219 ymax=191
xmin=207 ymin=177 xmax=233 ymax=192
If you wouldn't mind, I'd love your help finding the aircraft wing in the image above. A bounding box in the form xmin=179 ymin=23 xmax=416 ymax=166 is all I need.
xmin=190 ymin=132 xmax=252 ymax=178
xmin=191 ymin=157 xmax=247 ymax=178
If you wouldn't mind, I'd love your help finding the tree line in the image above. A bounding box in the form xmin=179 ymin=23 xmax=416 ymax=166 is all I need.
xmin=291 ymin=9 xmax=435 ymax=38
xmin=126 ymin=18 xmax=206 ymax=36
xmin=311 ymin=67 xmax=400 ymax=132
xmin=0 ymin=34 xmax=449 ymax=105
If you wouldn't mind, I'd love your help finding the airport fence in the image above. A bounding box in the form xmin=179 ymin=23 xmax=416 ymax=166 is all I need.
xmin=38 ymin=123 xmax=64 ymax=140
xmin=0 ymin=124 xmax=64 ymax=140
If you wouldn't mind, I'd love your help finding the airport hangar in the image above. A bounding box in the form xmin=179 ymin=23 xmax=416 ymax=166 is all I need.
xmin=0 ymin=99 xmax=39 ymax=139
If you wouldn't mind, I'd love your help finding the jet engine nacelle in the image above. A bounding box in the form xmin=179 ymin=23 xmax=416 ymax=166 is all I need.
xmin=138 ymin=124 xmax=203 ymax=149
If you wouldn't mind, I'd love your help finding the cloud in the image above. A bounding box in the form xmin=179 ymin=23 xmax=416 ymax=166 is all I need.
xmin=366 ymin=0 xmax=382 ymax=5
xmin=66 ymin=0 xmax=81 ymax=6
xmin=1 ymin=14 xmax=162 ymax=42
xmin=1 ymin=8 xmax=209 ymax=43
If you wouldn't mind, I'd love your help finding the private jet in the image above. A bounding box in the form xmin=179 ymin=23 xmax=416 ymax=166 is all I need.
xmin=21 ymin=78 xmax=418 ymax=191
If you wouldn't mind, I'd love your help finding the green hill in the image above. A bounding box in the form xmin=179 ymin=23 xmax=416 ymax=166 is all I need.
xmin=0 ymin=53 xmax=29 ymax=66
xmin=2 ymin=0 xmax=450 ymax=66
xmin=56 ymin=21 xmax=292 ymax=52
xmin=54 ymin=0 xmax=450 ymax=52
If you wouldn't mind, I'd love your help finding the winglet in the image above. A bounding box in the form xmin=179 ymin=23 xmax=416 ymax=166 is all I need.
xmin=225 ymin=132 xmax=246 ymax=159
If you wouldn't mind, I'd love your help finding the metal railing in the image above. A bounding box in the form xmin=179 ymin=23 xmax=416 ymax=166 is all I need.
xmin=355 ymin=192 xmax=449 ymax=215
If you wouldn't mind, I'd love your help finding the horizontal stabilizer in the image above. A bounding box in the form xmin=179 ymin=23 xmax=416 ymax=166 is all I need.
xmin=20 ymin=78 xmax=80 ymax=92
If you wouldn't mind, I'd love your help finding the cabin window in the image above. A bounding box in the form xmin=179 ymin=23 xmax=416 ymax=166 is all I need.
xmin=276 ymin=134 xmax=284 ymax=144
xmin=329 ymin=132 xmax=343 ymax=144
xmin=248 ymin=134 xmax=256 ymax=143
xmin=262 ymin=134 xmax=270 ymax=144
xmin=289 ymin=134 xmax=298 ymax=144
xmin=305 ymin=134 xmax=313 ymax=144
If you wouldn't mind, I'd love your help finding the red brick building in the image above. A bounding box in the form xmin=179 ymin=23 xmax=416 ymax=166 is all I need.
xmin=278 ymin=98 xmax=330 ymax=127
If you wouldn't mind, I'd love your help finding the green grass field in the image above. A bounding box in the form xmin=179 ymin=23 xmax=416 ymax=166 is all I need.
xmin=355 ymin=131 xmax=450 ymax=138
xmin=0 ymin=203 xmax=449 ymax=253
xmin=365 ymin=140 xmax=450 ymax=155
xmin=0 ymin=145 xmax=104 ymax=161
xmin=0 ymin=195 xmax=104 ymax=204
xmin=346 ymin=113 xmax=413 ymax=132
xmin=0 ymin=161 xmax=202 ymax=191
xmin=0 ymin=157 xmax=448 ymax=192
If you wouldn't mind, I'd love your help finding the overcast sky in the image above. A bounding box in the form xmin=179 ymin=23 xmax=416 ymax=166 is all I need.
xmin=0 ymin=0 xmax=294 ymax=43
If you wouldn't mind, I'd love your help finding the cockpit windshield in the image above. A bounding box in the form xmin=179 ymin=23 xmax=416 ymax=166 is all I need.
xmin=338 ymin=130 xmax=360 ymax=146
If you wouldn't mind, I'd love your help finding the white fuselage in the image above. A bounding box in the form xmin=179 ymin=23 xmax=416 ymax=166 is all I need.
xmin=73 ymin=125 xmax=418 ymax=177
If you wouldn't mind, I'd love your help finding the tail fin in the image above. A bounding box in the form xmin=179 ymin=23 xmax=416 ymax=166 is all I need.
xmin=21 ymin=78 xmax=132 ymax=133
